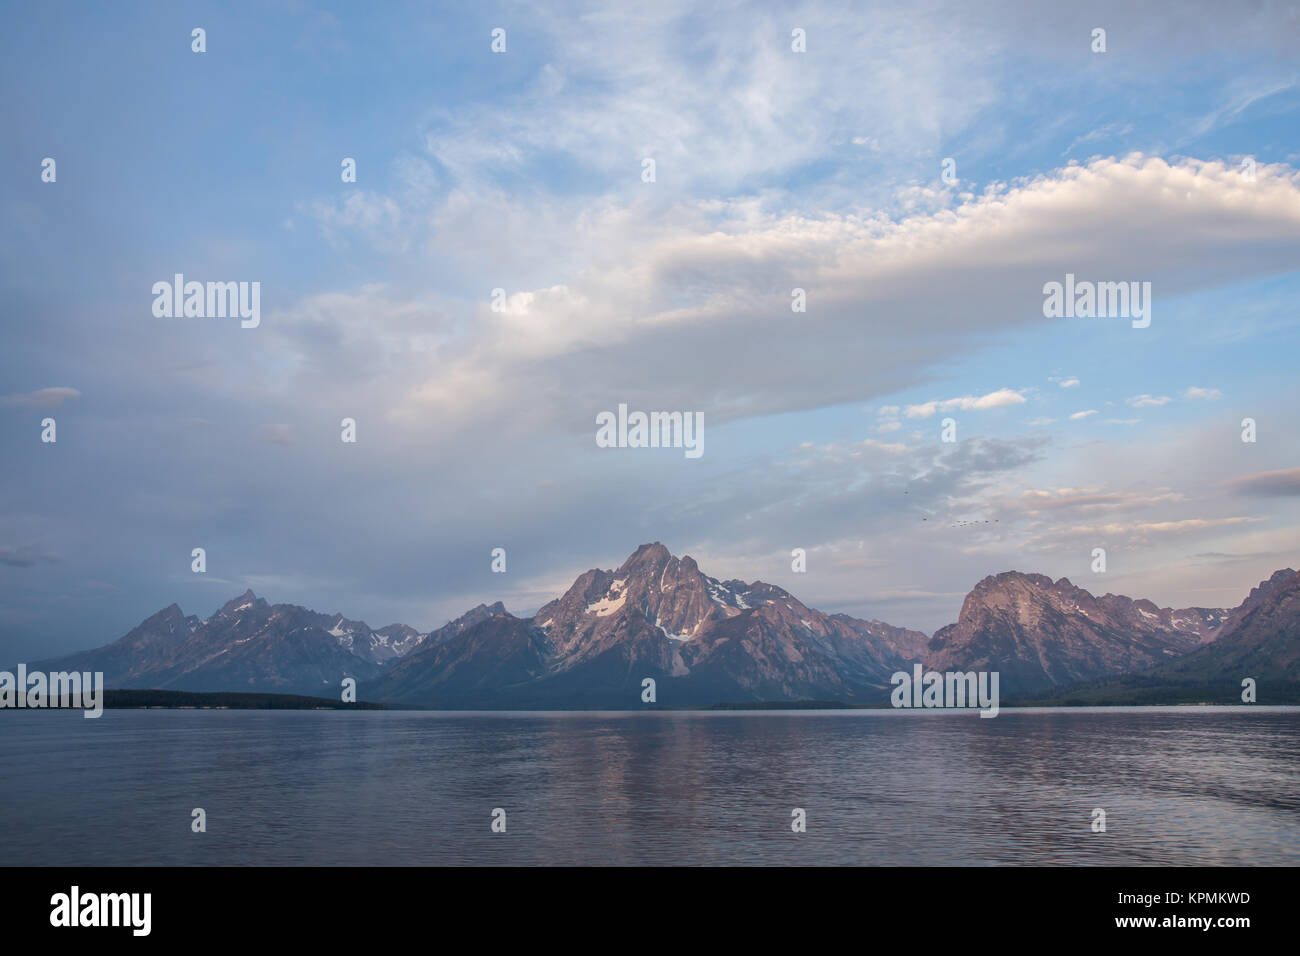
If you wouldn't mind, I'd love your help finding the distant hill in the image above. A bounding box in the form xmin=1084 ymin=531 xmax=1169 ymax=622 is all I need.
xmin=101 ymin=689 xmax=387 ymax=710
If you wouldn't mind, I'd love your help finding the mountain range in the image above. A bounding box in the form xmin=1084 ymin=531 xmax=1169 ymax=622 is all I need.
xmin=27 ymin=543 xmax=1300 ymax=707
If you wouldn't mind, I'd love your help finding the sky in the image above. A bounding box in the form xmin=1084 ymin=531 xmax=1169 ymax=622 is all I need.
xmin=2 ymin=0 xmax=1299 ymax=661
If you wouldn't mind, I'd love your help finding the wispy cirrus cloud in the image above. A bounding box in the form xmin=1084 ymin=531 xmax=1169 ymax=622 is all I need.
xmin=1014 ymin=488 xmax=1187 ymax=513
xmin=0 ymin=387 xmax=80 ymax=409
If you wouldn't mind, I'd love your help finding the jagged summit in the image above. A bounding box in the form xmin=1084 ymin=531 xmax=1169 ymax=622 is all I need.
xmin=619 ymin=542 xmax=672 ymax=569
xmin=214 ymin=589 xmax=260 ymax=618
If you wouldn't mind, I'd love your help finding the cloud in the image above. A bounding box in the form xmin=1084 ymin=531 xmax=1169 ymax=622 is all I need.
xmin=1064 ymin=122 xmax=1136 ymax=156
xmin=1182 ymin=80 xmax=1300 ymax=144
xmin=300 ymin=154 xmax=1300 ymax=439
xmin=307 ymin=192 xmax=405 ymax=253
xmin=1013 ymin=488 xmax=1186 ymax=513
xmin=1069 ymin=410 xmax=1098 ymax=420
xmin=903 ymin=388 xmax=1027 ymax=419
xmin=186 ymin=152 xmax=1279 ymax=471
xmin=1187 ymin=551 xmax=1278 ymax=564
xmin=1184 ymin=386 xmax=1223 ymax=400
xmin=1122 ymin=518 xmax=1262 ymax=534
xmin=0 ymin=387 xmax=80 ymax=409
xmin=409 ymin=3 xmax=1012 ymax=204
xmin=1027 ymin=516 xmax=1263 ymax=547
xmin=1222 ymin=468 xmax=1300 ymax=497
xmin=0 ymin=545 xmax=60 ymax=568
xmin=1127 ymin=394 xmax=1172 ymax=407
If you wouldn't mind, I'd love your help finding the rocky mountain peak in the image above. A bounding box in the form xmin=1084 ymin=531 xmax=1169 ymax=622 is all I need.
xmin=1210 ymin=568 xmax=1300 ymax=639
xmin=215 ymin=589 xmax=260 ymax=618
xmin=618 ymin=542 xmax=672 ymax=571
xmin=458 ymin=600 xmax=507 ymax=622
xmin=415 ymin=600 xmax=513 ymax=651
xmin=150 ymin=603 xmax=187 ymax=623
xmin=1252 ymin=568 xmax=1297 ymax=602
xmin=929 ymin=569 xmax=1236 ymax=694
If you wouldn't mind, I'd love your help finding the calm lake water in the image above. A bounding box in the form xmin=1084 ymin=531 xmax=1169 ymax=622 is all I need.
xmin=2 ymin=707 xmax=1297 ymax=865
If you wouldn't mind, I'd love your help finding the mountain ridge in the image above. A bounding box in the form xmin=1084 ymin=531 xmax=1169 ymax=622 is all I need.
xmin=28 ymin=545 xmax=1297 ymax=708
xmin=925 ymin=569 xmax=1230 ymax=695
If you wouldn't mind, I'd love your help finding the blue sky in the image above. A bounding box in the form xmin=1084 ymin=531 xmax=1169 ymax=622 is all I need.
xmin=2 ymin=0 xmax=1299 ymax=660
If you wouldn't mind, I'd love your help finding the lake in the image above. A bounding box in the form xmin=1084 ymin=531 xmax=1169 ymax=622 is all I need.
xmin=2 ymin=707 xmax=1297 ymax=865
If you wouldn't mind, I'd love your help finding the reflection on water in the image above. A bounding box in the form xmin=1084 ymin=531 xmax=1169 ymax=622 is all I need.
xmin=2 ymin=707 xmax=1297 ymax=865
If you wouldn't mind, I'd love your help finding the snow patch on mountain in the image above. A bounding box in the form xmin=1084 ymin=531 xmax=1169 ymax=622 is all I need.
xmin=586 ymin=579 xmax=628 ymax=617
xmin=655 ymin=618 xmax=691 ymax=642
